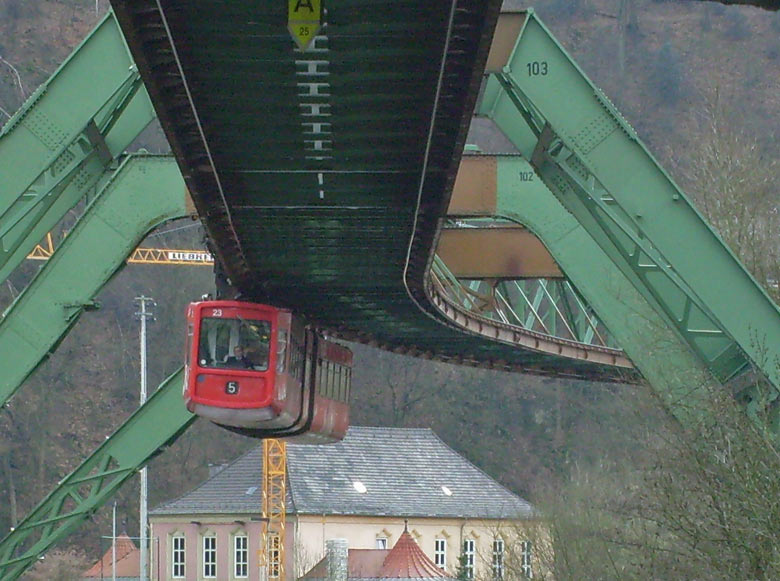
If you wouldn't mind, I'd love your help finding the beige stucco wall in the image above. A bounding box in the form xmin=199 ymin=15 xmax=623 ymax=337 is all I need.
xmin=150 ymin=514 xmax=544 ymax=581
xmin=290 ymin=514 xmax=530 ymax=580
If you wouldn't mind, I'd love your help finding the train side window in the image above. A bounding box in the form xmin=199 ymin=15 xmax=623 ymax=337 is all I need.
xmin=185 ymin=323 xmax=193 ymax=368
xmin=342 ymin=367 xmax=348 ymax=402
xmin=323 ymin=361 xmax=330 ymax=398
xmin=276 ymin=330 xmax=287 ymax=373
xmin=335 ymin=366 xmax=343 ymax=401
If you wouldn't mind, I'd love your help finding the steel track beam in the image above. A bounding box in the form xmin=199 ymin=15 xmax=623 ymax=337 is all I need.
xmin=0 ymin=155 xmax=189 ymax=408
xmin=0 ymin=10 xmax=155 ymax=283
xmin=0 ymin=369 xmax=194 ymax=580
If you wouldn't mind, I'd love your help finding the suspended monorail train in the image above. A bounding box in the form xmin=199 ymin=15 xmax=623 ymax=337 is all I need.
xmin=183 ymin=300 xmax=352 ymax=443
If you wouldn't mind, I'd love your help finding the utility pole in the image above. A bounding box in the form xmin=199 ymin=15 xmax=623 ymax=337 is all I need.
xmin=134 ymin=296 xmax=156 ymax=581
xmin=112 ymin=502 xmax=117 ymax=581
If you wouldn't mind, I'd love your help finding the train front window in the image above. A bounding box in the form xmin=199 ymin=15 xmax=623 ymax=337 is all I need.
xmin=198 ymin=317 xmax=271 ymax=371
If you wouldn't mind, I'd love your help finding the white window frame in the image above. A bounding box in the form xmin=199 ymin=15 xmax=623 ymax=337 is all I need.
xmin=434 ymin=537 xmax=447 ymax=569
xmin=234 ymin=534 xmax=249 ymax=578
xmin=172 ymin=534 xmax=185 ymax=579
xmin=521 ymin=540 xmax=533 ymax=579
xmin=376 ymin=537 xmax=388 ymax=549
xmin=492 ymin=538 xmax=505 ymax=580
xmin=463 ymin=539 xmax=475 ymax=579
xmin=203 ymin=534 xmax=217 ymax=578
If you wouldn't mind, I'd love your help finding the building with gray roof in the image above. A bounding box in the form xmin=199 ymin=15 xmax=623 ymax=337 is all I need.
xmin=149 ymin=427 xmax=538 ymax=581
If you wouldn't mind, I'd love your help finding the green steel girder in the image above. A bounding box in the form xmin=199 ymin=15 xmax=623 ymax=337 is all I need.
xmin=0 ymin=10 xmax=155 ymax=283
xmin=110 ymin=0 xmax=636 ymax=380
xmin=0 ymin=154 xmax=188 ymax=408
xmin=479 ymin=11 xmax=780 ymax=409
xmin=487 ymin=154 xmax=715 ymax=418
xmin=0 ymin=369 xmax=194 ymax=581
xmin=432 ymin=256 xmax=616 ymax=349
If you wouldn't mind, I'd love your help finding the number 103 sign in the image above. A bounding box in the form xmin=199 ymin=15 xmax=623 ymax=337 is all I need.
xmin=288 ymin=0 xmax=322 ymax=51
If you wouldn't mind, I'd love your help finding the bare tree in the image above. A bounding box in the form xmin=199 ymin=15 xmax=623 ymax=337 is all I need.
xmin=675 ymin=92 xmax=780 ymax=302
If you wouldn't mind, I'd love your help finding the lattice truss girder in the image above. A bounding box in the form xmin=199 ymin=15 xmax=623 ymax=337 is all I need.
xmin=0 ymin=371 xmax=194 ymax=580
xmin=0 ymin=11 xmax=154 ymax=284
xmin=431 ymin=256 xmax=616 ymax=349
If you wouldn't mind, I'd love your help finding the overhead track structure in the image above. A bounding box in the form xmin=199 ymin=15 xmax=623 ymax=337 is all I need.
xmin=110 ymin=0 xmax=631 ymax=381
xmin=0 ymin=9 xmax=633 ymax=574
xmin=4 ymin=4 xmax=779 ymax=575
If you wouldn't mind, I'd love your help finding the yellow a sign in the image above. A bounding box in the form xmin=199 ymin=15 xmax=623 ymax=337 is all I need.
xmin=288 ymin=0 xmax=322 ymax=51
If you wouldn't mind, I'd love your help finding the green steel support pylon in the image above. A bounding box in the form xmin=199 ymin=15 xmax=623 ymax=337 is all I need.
xmin=479 ymin=10 xmax=780 ymax=425
xmin=0 ymin=10 xmax=155 ymax=284
xmin=0 ymin=369 xmax=194 ymax=581
xmin=0 ymin=154 xmax=189 ymax=408
xmin=490 ymin=155 xmax=714 ymax=419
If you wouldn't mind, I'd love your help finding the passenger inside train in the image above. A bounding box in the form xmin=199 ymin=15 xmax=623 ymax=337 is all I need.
xmin=197 ymin=316 xmax=270 ymax=370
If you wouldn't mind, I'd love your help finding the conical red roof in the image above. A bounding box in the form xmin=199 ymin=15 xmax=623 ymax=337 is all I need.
xmin=379 ymin=530 xmax=448 ymax=578
xmin=83 ymin=534 xmax=140 ymax=578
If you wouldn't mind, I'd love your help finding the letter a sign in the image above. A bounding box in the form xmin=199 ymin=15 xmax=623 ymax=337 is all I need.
xmin=288 ymin=0 xmax=321 ymax=51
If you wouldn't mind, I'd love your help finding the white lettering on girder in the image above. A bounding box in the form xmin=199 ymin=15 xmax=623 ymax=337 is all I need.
xmin=296 ymin=33 xmax=334 ymax=171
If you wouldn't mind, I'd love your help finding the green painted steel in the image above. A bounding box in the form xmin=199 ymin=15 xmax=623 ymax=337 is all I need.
xmin=490 ymin=155 xmax=714 ymax=415
xmin=479 ymin=11 xmax=780 ymax=416
xmin=0 ymin=10 xmax=154 ymax=283
xmin=110 ymin=0 xmax=633 ymax=380
xmin=432 ymin=257 xmax=618 ymax=349
xmin=0 ymin=369 xmax=194 ymax=581
xmin=0 ymin=154 xmax=188 ymax=408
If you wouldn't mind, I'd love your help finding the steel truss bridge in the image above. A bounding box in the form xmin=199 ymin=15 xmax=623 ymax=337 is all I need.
xmin=0 ymin=2 xmax=779 ymax=578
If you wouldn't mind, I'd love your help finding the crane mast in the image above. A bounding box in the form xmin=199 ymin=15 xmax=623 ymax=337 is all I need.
xmin=260 ymin=439 xmax=287 ymax=581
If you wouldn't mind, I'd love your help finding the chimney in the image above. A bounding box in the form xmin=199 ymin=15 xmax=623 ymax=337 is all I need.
xmin=208 ymin=463 xmax=227 ymax=478
xmin=326 ymin=538 xmax=349 ymax=581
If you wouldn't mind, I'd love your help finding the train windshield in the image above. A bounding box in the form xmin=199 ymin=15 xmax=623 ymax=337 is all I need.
xmin=198 ymin=317 xmax=271 ymax=371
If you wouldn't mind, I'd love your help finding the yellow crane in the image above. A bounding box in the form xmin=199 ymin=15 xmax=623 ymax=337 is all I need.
xmin=260 ymin=439 xmax=287 ymax=580
xmin=28 ymin=233 xmax=288 ymax=580
xmin=27 ymin=232 xmax=215 ymax=266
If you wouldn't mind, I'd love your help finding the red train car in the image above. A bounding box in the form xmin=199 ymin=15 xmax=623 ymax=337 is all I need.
xmin=183 ymin=300 xmax=351 ymax=443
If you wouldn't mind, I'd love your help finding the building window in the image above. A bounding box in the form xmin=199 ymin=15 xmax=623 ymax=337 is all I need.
xmin=234 ymin=534 xmax=248 ymax=578
xmin=203 ymin=535 xmax=217 ymax=578
xmin=269 ymin=532 xmax=281 ymax=579
xmin=492 ymin=539 xmax=505 ymax=580
xmin=521 ymin=540 xmax=533 ymax=578
xmin=463 ymin=539 xmax=475 ymax=579
xmin=172 ymin=535 xmax=185 ymax=578
xmin=376 ymin=537 xmax=388 ymax=549
xmin=434 ymin=538 xmax=447 ymax=569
